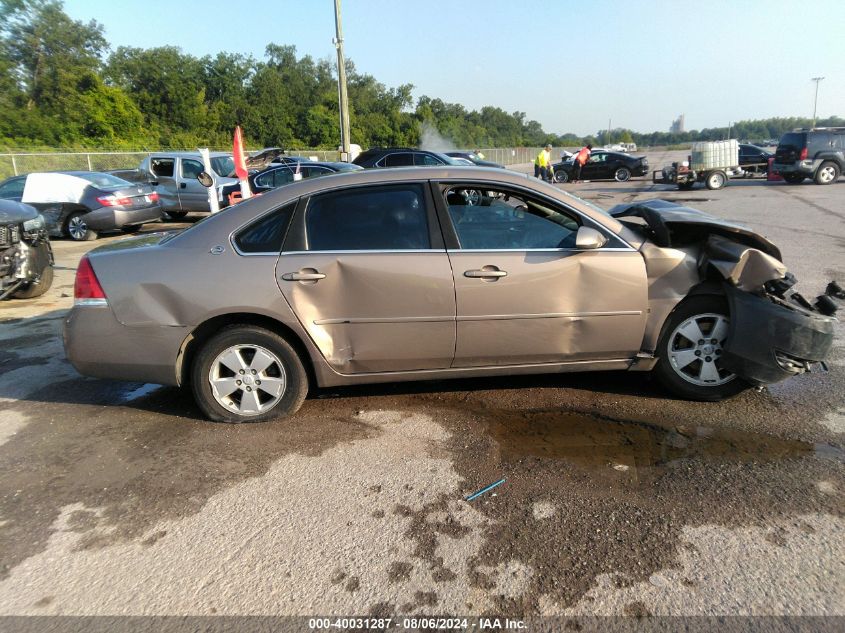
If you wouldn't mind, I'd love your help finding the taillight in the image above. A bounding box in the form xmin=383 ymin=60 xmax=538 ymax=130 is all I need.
xmin=799 ymin=147 xmax=808 ymax=161
xmin=74 ymin=255 xmax=107 ymax=304
xmin=97 ymin=195 xmax=133 ymax=207
xmin=149 ymin=192 xmax=159 ymax=202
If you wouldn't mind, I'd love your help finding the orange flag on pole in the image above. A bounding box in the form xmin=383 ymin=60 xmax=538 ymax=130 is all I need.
xmin=233 ymin=126 xmax=252 ymax=199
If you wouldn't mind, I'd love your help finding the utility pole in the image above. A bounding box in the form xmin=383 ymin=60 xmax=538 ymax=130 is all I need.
xmin=333 ymin=0 xmax=351 ymax=161
xmin=811 ymin=77 xmax=824 ymax=127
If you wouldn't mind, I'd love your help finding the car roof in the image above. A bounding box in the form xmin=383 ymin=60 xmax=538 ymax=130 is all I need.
xmin=148 ymin=151 xmax=231 ymax=158
xmin=260 ymin=161 xmax=361 ymax=171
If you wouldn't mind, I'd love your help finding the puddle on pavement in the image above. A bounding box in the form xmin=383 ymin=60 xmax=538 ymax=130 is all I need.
xmin=484 ymin=409 xmax=844 ymax=472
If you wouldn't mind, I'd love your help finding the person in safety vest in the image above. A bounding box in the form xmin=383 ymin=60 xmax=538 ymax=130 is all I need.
xmin=573 ymin=144 xmax=592 ymax=183
xmin=535 ymin=144 xmax=553 ymax=182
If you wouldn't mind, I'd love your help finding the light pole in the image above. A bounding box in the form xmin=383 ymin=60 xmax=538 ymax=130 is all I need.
xmin=333 ymin=0 xmax=351 ymax=161
xmin=811 ymin=77 xmax=824 ymax=127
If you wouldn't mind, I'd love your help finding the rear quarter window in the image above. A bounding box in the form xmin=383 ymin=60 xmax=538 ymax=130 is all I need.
xmin=234 ymin=201 xmax=297 ymax=254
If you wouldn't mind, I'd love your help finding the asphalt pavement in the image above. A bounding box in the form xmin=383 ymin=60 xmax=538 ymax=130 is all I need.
xmin=0 ymin=150 xmax=843 ymax=625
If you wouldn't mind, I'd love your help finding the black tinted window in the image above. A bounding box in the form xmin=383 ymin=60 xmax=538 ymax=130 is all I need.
xmin=306 ymin=185 xmax=429 ymax=251
xmin=151 ymin=158 xmax=174 ymax=177
xmin=383 ymin=153 xmax=414 ymax=167
xmin=445 ymin=187 xmax=579 ymax=250
xmin=779 ymin=133 xmax=806 ymax=149
xmin=234 ymin=201 xmax=296 ymax=254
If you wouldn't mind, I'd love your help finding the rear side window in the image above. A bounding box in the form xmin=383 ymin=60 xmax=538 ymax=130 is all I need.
xmin=415 ymin=153 xmax=442 ymax=166
xmin=234 ymin=201 xmax=296 ymax=254
xmin=382 ymin=153 xmax=414 ymax=167
xmin=151 ymin=158 xmax=174 ymax=177
xmin=305 ymin=184 xmax=429 ymax=251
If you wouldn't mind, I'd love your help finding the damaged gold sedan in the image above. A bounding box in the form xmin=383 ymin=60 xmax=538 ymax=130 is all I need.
xmin=63 ymin=168 xmax=838 ymax=423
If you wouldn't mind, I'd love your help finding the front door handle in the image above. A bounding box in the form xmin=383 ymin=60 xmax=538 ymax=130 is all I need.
xmin=179 ymin=182 xmax=187 ymax=189
xmin=281 ymin=270 xmax=326 ymax=282
xmin=464 ymin=267 xmax=507 ymax=279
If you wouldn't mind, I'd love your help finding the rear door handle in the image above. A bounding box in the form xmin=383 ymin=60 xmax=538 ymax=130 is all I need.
xmin=464 ymin=268 xmax=507 ymax=279
xmin=281 ymin=271 xmax=326 ymax=281
xmin=179 ymin=182 xmax=187 ymax=189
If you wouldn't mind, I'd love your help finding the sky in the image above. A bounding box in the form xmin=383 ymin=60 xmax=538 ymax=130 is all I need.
xmin=62 ymin=0 xmax=844 ymax=137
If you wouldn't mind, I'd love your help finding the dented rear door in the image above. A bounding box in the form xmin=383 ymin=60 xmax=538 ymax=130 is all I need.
xmin=275 ymin=182 xmax=456 ymax=374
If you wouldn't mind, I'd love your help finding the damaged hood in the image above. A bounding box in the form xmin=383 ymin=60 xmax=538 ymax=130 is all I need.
xmin=609 ymin=199 xmax=782 ymax=261
xmin=0 ymin=199 xmax=38 ymax=224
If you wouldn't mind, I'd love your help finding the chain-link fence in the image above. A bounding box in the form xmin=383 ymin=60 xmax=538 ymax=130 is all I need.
xmin=0 ymin=147 xmax=565 ymax=179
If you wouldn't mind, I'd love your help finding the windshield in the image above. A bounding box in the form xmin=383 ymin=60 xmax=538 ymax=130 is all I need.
xmin=211 ymin=156 xmax=236 ymax=177
xmin=75 ymin=172 xmax=132 ymax=188
xmin=557 ymin=188 xmax=610 ymax=216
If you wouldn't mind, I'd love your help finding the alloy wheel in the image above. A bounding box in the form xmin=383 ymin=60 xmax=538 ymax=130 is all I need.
xmin=208 ymin=344 xmax=287 ymax=415
xmin=818 ymin=165 xmax=836 ymax=184
xmin=68 ymin=215 xmax=89 ymax=240
xmin=667 ymin=313 xmax=736 ymax=387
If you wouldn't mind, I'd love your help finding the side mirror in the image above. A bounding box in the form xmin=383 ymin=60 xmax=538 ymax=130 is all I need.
xmin=197 ymin=171 xmax=214 ymax=188
xmin=575 ymin=226 xmax=608 ymax=250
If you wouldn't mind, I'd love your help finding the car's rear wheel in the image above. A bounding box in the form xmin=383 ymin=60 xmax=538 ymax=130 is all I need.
xmin=614 ymin=167 xmax=631 ymax=182
xmin=121 ymin=225 xmax=143 ymax=234
xmin=814 ymin=161 xmax=840 ymax=185
xmin=191 ymin=325 xmax=308 ymax=423
xmin=705 ymin=170 xmax=727 ymax=190
xmin=165 ymin=211 xmax=189 ymax=220
xmin=65 ymin=211 xmax=98 ymax=241
xmin=553 ymin=169 xmax=569 ymax=183
xmin=654 ymin=296 xmax=748 ymax=401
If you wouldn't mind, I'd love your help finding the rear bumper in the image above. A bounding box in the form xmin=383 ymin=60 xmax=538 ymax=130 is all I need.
xmin=85 ymin=205 xmax=163 ymax=231
xmin=63 ymin=304 xmax=189 ymax=386
xmin=772 ymin=160 xmax=818 ymax=177
xmin=720 ymin=285 xmax=835 ymax=385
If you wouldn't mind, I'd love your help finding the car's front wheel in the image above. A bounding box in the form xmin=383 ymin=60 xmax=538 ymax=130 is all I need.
xmin=614 ymin=167 xmax=631 ymax=182
xmin=191 ymin=325 xmax=309 ymax=423
xmin=654 ymin=296 xmax=748 ymax=401
xmin=12 ymin=255 xmax=53 ymax=299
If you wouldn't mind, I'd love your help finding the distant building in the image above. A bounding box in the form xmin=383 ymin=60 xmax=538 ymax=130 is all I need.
xmin=670 ymin=114 xmax=686 ymax=134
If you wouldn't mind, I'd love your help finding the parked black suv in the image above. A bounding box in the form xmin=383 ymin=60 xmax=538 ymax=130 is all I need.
xmin=773 ymin=127 xmax=845 ymax=185
xmin=352 ymin=148 xmax=462 ymax=168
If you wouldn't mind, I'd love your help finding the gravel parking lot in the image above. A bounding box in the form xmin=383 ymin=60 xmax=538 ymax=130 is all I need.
xmin=0 ymin=150 xmax=843 ymax=624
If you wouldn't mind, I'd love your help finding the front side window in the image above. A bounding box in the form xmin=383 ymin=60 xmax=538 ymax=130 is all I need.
xmin=305 ymin=184 xmax=429 ymax=251
xmin=415 ymin=153 xmax=442 ymax=166
xmin=181 ymin=159 xmax=204 ymax=179
xmin=445 ymin=186 xmax=579 ymax=250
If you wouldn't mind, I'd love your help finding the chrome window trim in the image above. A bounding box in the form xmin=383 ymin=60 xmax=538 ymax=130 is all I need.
xmin=280 ymin=249 xmax=447 ymax=255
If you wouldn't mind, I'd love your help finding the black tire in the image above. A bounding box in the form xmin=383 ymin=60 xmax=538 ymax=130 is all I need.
xmin=12 ymin=264 xmax=53 ymax=299
xmin=191 ymin=325 xmax=309 ymax=423
xmin=677 ymin=181 xmax=695 ymax=190
xmin=783 ymin=173 xmax=804 ymax=184
xmin=165 ymin=211 xmax=189 ymax=220
xmin=814 ymin=161 xmax=840 ymax=185
xmin=64 ymin=211 xmax=98 ymax=241
xmin=121 ymin=225 xmax=143 ymax=234
xmin=653 ymin=296 xmax=749 ymax=401
xmin=614 ymin=167 xmax=631 ymax=182
xmin=705 ymin=170 xmax=727 ymax=190
xmin=554 ymin=169 xmax=569 ymax=183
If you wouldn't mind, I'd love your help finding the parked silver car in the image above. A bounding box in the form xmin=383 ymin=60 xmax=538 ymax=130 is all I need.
xmin=63 ymin=167 xmax=836 ymax=423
